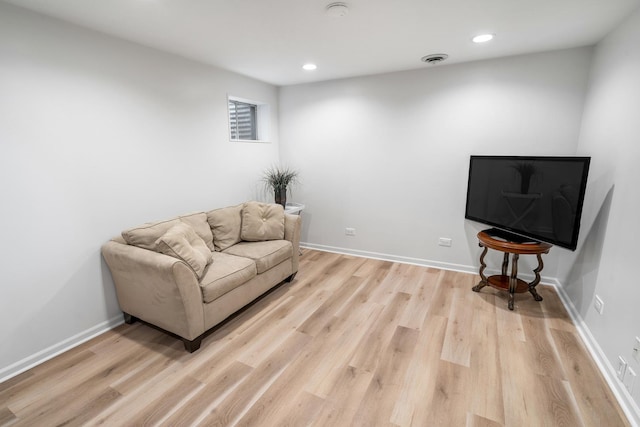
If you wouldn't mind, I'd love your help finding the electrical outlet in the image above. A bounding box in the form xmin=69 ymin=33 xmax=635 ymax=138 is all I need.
xmin=617 ymin=356 xmax=627 ymax=380
xmin=438 ymin=237 xmax=452 ymax=247
xmin=345 ymin=228 xmax=356 ymax=236
xmin=594 ymin=295 xmax=604 ymax=315
xmin=624 ymin=367 xmax=636 ymax=393
xmin=633 ymin=336 xmax=640 ymax=364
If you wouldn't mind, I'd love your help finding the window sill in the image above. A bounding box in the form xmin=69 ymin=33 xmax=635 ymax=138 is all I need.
xmin=230 ymin=139 xmax=271 ymax=143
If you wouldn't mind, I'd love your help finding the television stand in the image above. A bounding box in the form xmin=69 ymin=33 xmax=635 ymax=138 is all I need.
xmin=472 ymin=229 xmax=552 ymax=310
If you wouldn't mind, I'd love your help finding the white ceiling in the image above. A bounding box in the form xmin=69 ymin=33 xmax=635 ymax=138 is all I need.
xmin=4 ymin=0 xmax=640 ymax=86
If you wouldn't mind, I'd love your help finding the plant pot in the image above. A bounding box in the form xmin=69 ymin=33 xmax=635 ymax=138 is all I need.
xmin=274 ymin=187 xmax=287 ymax=208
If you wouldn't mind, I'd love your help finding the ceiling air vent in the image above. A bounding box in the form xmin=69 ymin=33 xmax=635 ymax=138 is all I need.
xmin=421 ymin=54 xmax=449 ymax=65
xmin=326 ymin=2 xmax=349 ymax=17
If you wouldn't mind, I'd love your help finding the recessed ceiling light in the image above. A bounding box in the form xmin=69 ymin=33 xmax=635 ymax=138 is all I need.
xmin=472 ymin=34 xmax=494 ymax=43
xmin=302 ymin=63 xmax=317 ymax=71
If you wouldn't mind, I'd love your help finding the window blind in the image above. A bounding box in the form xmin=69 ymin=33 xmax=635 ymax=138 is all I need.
xmin=229 ymin=100 xmax=257 ymax=140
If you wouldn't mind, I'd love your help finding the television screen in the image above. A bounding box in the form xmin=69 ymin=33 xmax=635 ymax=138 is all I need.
xmin=465 ymin=156 xmax=590 ymax=250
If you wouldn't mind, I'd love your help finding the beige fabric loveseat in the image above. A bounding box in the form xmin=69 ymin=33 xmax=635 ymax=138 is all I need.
xmin=102 ymin=201 xmax=301 ymax=352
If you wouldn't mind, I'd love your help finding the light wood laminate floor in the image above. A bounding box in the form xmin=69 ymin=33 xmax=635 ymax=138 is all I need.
xmin=0 ymin=250 xmax=630 ymax=426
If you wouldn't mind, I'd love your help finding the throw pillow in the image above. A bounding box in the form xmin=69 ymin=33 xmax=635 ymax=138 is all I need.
xmin=241 ymin=201 xmax=285 ymax=242
xmin=155 ymin=222 xmax=213 ymax=278
xmin=207 ymin=204 xmax=243 ymax=251
xmin=122 ymin=218 xmax=180 ymax=250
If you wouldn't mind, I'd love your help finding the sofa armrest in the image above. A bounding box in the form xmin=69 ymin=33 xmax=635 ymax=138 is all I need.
xmin=284 ymin=214 xmax=302 ymax=273
xmin=101 ymin=240 xmax=205 ymax=340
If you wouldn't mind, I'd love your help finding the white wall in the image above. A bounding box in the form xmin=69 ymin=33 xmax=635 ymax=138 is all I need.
xmin=558 ymin=6 xmax=640 ymax=416
xmin=279 ymin=48 xmax=592 ymax=276
xmin=4 ymin=3 xmax=638 ymax=420
xmin=0 ymin=2 xmax=279 ymax=378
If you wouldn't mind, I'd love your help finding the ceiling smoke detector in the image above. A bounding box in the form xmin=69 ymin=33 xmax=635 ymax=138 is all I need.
xmin=420 ymin=53 xmax=449 ymax=65
xmin=326 ymin=2 xmax=349 ymax=17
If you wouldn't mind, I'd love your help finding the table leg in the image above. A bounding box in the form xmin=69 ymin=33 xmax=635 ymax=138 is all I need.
xmin=472 ymin=245 xmax=488 ymax=292
xmin=501 ymin=252 xmax=509 ymax=276
xmin=528 ymin=253 xmax=544 ymax=302
xmin=508 ymin=253 xmax=519 ymax=310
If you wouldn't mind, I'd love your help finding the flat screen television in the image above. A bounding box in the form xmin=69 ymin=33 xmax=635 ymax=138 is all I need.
xmin=465 ymin=155 xmax=591 ymax=250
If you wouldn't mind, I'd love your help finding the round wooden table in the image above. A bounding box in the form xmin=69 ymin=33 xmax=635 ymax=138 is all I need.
xmin=472 ymin=230 xmax=552 ymax=310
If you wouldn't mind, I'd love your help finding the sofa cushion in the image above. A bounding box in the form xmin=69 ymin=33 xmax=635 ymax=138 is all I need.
xmin=207 ymin=204 xmax=243 ymax=251
xmin=199 ymin=252 xmax=257 ymax=303
xmin=122 ymin=218 xmax=180 ymax=250
xmin=223 ymin=240 xmax=292 ymax=274
xmin=241 ymin=202 xmax=285 ymax=242
xmin=179 ymin=212 xmax=214 ymax=251
xmin=155 ymin=222 xmax=213 ymax=279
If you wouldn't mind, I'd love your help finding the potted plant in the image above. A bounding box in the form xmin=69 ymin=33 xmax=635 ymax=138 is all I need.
xmin=262 ymin=165 xmax=299 ymax=208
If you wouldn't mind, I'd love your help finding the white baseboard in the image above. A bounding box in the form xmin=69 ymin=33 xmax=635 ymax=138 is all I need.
xmin=0 ymin=314 xmax=124 ymax=384
xmin=300 ymin=242 xmax=556 ymax=285
xmin=302 ymin=243 xmax=639 ymax=426
xmin=551 ymin=281 xmax=640 ymax=427
xmin=3 ymin=247 xmax=638 ymax=426
xmin=301 ymin=242 xmax=478 ymax=275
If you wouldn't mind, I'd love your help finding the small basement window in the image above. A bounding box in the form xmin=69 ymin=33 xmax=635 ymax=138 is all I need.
xmin=227 ymin=96 xmax=270 ymax=142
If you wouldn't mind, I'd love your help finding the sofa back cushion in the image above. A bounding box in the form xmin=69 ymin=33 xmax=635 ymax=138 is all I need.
xmin=207 ymin=204 xmax=243 ymax=251
xmin=155 ymin=222 xmax=213 ymax=278
xmin=241 ymin=201 xmax=285 ymax=242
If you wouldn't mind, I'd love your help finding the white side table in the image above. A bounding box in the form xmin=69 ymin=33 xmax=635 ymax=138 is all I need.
xmin=284 ymin=203 xmax=304 ymax=256
xmin=284 ymin=202 xmax=305 ymax=215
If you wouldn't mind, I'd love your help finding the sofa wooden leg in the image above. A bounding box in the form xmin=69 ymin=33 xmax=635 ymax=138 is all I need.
xmin=123 ymin=312 xmax=137 ymax=324
xmin=183 ymin=336 xmax=202 ymax=353
xmin=285 ymin=273 xmax=297 ymax=283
